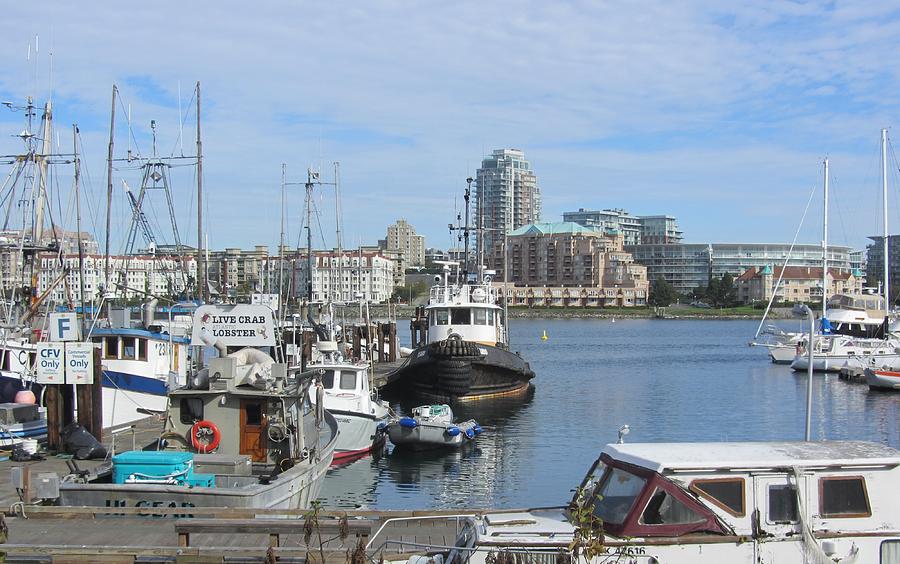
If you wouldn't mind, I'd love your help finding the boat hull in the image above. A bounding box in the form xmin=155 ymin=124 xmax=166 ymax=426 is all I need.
xmin=387 ymin=341 xmax=534 ymax=401
xmin=329 ymin=410 xmax=387 ymax=464
xmin=865 ymin=368 xmax=900 ymax=390
xmin=387 ymin=421 xmax=475 ymax=450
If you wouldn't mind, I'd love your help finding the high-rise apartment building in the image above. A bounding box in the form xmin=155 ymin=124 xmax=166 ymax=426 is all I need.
xmin=385 ymin=219 xmax=426 ymax=267
xmin=475 ymin=149 xmax=541 ymax=275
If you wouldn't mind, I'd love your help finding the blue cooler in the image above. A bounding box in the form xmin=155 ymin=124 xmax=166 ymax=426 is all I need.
xmin=112 ymin=451 xmax=195 ymax=485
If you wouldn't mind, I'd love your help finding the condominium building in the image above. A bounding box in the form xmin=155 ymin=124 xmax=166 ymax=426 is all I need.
xmin=0 ymin=229 xmax=100 ymax=292
xmin=562 ymin=209 xmax=683 ymax=245
xmin=36 ymin=253 xmax=197 ymax=304
xmin=865 ymin=235 xmax=900 ymax=304
xmin=736 ymin=266 xmax=863 ymax=305
xmin=475 ymin=149 xmax=541 ymax=273
xmin=385 ymin=219 xmax=426 ymax=268
xmin=502 ymin=222 xmax=648 ymax=307
xmin=290 ymin=250 xmax=396 ymax=303
xmin=206 ymin=246 xmax=271 ymax=295
xmin=630 ymin=243 xmax=853 ymax=296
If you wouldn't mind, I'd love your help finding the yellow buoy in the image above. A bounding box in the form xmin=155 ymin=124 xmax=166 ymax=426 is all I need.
xmin=541 ymin=330 xmax=548 ymax=341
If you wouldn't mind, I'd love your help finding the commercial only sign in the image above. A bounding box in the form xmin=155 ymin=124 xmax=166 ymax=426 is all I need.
xmin=35 ymin=342 xmax=97 ymax=384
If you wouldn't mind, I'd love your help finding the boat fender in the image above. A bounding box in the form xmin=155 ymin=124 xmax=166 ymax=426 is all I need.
xmin=190 ymin=420 xmax=221 ymax=453
xmin=446 ymin=426 xmax=461 ymax=437
xmin=465 ymin=428 xmax=475 ymax=439
xmin=399 ymin=417 xmax=418 ymax=428
xmin=473 ymin=424 xmax=483 ymax=435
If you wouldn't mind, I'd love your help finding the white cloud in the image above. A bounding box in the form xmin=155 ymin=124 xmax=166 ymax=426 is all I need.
xmin=0 ymin=1 xmax=898 ymax=252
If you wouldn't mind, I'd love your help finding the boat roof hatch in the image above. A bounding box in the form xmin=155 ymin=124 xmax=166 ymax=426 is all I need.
xmin=602 ymin=441 xmax=900 ymax=473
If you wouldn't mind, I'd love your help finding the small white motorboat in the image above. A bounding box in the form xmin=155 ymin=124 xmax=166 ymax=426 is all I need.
xmin=385 ymin=404 xmax=482 ymax=450
xmin=864 ymin=367 xmax=900 ymax=390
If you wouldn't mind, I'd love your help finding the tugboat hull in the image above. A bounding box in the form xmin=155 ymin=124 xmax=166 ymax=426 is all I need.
xmin=390 ymin=340 xmax=534 ymax=401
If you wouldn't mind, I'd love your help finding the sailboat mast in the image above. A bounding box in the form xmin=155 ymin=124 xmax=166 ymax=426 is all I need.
xmin=306 ymin=171 xmax=314 ymax=302
xmin=822 ymin=157 xmax=828 ymax=321
xmin=73 ymin=124 xmax=86 ymax=318
xmin=280 ymin=163 xmax=286 ymax=303
xmin=196 ymin=81 xmax=204 ymax=302
xmin=882 ymin=128 xmax=890 ymax=312
xmin=105 ymin=85 xmax=116 ymax=291
xmin=463 ymin=177 xmax=472 ymax=282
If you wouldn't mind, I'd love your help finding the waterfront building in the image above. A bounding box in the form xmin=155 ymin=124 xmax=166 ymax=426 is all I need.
xmin=36 ymin=253 xmax=197 ymax=304
xmin=849 ymin=249 xmax=867 ymax=282
xmin=562 ymin=209 xmax=683 ymax=245
xmin=735 ymin=265 xmax=863 ymax=305
xmin=385 ymin=219 xmax=426 ymax=267
xmin=865 ymin=235 xmax=900 ymax=304
xmin=0 ymin=229 xmax=99 ymax=292
xmin=503 ymin=222 xmax=648 ymax=307
xmin=630 ymin=243 xmax=853 ymax=296
xmin=290 ymin=250 xmax=396 ymax=303
xmin=475 ymin=149 xmax=541 ymax=272
xmin=206 ymin=246 xmax=271 ymax=295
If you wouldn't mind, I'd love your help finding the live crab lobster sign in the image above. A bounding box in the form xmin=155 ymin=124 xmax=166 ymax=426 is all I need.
xmin=190 ymin=304 xmax=277 ymax=348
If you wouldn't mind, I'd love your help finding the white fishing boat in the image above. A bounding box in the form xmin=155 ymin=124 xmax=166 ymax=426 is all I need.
xmin=308 ymin=341 xmax=390 ymax=464
xmin=385 ymin=404 xmax=482 ymax=450
xmin=49 ymin=304 xmax=338 ymax=510
xmin=425 ymin=440 xmax=900 ymax=564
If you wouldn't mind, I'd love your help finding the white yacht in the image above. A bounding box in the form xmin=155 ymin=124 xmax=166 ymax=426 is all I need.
xmin=426 ymin=440 xmax=900 ymax=564
xmin=790 ymin=334 xmax=900 ymax=372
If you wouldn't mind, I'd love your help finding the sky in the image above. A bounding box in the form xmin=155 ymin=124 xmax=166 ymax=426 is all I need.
xmin=3 ymin=1 xmax=900 ymax=255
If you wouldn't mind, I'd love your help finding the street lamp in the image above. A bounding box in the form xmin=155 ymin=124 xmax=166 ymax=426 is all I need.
xmin=793 ymin=303 xmax=815 ymax=441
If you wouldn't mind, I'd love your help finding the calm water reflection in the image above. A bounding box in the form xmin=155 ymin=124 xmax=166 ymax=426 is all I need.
xmin=316 ymin=318 xmax=900 ymax=510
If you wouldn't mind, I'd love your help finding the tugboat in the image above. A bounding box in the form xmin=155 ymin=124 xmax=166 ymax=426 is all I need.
xmin=387 ymin=177 xmax=534 ymax=402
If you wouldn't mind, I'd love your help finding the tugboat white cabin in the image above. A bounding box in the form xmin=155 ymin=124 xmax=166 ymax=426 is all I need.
xmin=444 ymin=440 xmax=900 ymax=564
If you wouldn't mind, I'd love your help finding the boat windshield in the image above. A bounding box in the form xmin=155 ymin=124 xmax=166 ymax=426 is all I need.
xmin=586 ymin=466 xmax=647 ymax=525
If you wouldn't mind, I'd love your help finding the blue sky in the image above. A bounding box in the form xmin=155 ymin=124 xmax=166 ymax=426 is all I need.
xmin=2 ymin=1 xmax=900 ymax=254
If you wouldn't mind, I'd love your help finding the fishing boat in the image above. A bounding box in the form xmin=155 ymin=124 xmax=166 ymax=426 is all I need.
xmin=385 ymin=179 xmax=534 ymax=402
xmin=385 ymin=404 xmax=482 ymax=450
xmin=308 ymin=341 xmax=390 ymax=463
xmin=49 ymin=304 xmax=338 ymax=510
xmin=426 ymin=440 xmax=900 ymax=564
xmin=386 ymin=262 xmax=534 ymax=401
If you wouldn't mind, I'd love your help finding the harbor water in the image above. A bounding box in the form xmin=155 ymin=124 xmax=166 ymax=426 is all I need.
xmin=317 ymin=318 xmax=900 ymax=510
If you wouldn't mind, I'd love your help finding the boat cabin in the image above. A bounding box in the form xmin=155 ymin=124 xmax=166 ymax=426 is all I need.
xmin=310 ymin=361 xmax=378 ymax=416
xmin=92 ymin=328 xmax=191 ymax=389
xmin=461 ymin=441 xmax=900 ymax=564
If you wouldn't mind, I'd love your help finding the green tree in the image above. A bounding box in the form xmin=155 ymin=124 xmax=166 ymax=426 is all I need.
xmin=649 ymin=276 xmax=677 ymax=306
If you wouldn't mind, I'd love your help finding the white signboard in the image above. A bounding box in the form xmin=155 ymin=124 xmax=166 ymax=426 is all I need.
xmin=190 ymin=304 xmax=276 ymax=347
xmin=251 ymin=293 xmax=280 ymax=312
xmin=65 ymin=342 xmax=95 ymax=384
xmin=49 ymin=312 xmax=81 ymax=342
xmin=35 ymin=343 xmax=65 ymax=384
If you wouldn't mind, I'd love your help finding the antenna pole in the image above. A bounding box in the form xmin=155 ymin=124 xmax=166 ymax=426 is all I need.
xmin=196 ymin=81 xmax=204 ymax=302
xmin=105 ymin=85 xmax=116 ymax=291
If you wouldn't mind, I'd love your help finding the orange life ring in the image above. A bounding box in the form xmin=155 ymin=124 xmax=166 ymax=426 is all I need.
xmin=190 ymin=420 xmax=221 ymax=453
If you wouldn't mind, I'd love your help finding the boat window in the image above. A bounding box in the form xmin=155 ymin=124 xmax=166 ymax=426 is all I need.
xmin=321 ymin=370 xmax=335 ymax=389
xmin=819 ymin=476 xmax=871 ymax=518
xmin=638 ymin=488 xmax=706 ymax=525
xmin=179 ymin=398 xmax=203 ymax=424
xmin=138 ymin=339 xmax=148 ymax=361
xmin=104 ymin=336 xmax=119 ymax=359
xmin=435 ymin=309 xmax=449 ymax=325
xmin=340 ymin=370 xmax=357 ymax=390
xmin=488 ymin=311 xmax=495 ymax=326
xmin=473 ymin=309 xmax=488 ymax=325
xmin=451 ymin=308 xmax=471 ymax=324
xmin=245 ymin=402 xmax=263 ymax=426
xmin=588 ymin=467 xmax=647 ymax=525
xmin=690 ymin=478 xmax=745 ymax=516
xmin=882 ymin=540 xmax=900 ymax=563
xmin=122 ymin=337 xmax=137 ymax=360
xmin=768 ymin=484 xmax=798 ymax=522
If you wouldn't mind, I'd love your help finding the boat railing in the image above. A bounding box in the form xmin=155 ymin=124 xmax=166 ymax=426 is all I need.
xmin=365 ymin=513 xmax=475 ymax=553
xmin=429 ymin=283 xmax=500 ymax=306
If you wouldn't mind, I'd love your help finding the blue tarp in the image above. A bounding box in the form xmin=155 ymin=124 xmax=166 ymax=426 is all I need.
xmin=821 ymin=317 xmax=833 ymax=334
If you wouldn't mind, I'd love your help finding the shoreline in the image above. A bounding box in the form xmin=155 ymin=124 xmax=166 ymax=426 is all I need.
xmin=364 ymin=304 xmax=792 ymax=321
